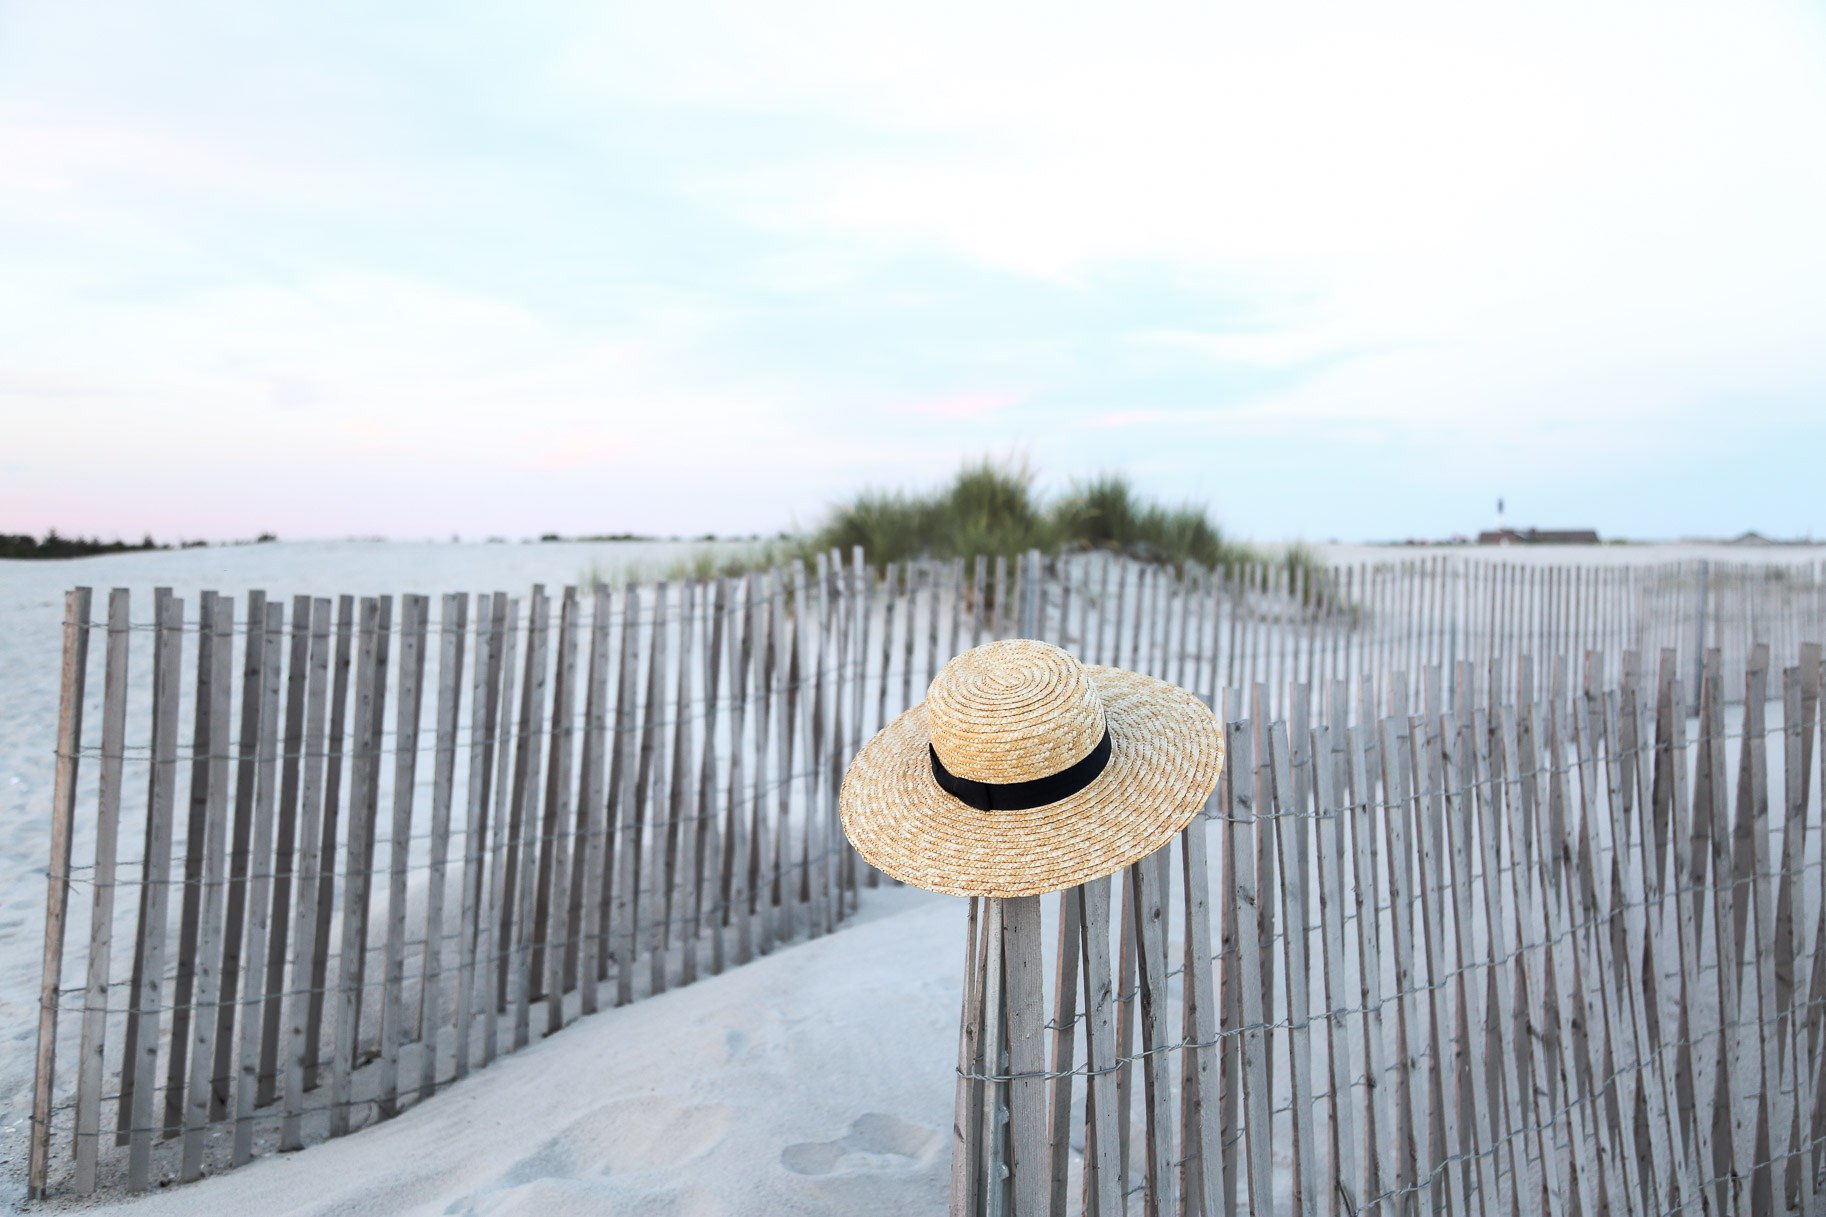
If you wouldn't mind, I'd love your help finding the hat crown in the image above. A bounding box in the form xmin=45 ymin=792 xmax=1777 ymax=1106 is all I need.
xmin=925 ymin=639 xmax=1107 ymax=785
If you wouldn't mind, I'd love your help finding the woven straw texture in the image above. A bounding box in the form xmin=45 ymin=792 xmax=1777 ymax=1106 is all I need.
xmin=840 ymin=639 xmax=1224 ymax=898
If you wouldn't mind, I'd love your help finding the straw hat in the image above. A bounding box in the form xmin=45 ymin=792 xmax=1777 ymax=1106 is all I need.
xmin=839 ymin=638 xmax=1224 ymax=898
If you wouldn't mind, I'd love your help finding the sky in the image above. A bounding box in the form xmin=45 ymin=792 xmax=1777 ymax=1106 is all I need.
xmin=3 ymin=1 xmax=1825 ymax=545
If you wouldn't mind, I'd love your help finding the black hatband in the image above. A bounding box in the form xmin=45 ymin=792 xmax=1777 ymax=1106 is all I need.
xmin=930 ymin=729 xmax=1112 ymax=811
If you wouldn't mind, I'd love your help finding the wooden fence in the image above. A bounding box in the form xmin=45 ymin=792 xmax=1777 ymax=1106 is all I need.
xmin=30 ymin=548 xmax=1825 ymax=1198
xmin=952 ymin=641 xmax=1826 ymax=1215
xmin=29 ymin=555 xmax=892 ymax=1197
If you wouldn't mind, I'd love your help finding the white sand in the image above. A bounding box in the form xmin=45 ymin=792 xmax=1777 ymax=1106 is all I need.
xmin=60 ymin=887 xmax=961 ymax=1217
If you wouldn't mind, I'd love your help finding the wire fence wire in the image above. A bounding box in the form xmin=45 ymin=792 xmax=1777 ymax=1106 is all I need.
xmin=26 ymin=550 xmax=1826 ymax=1203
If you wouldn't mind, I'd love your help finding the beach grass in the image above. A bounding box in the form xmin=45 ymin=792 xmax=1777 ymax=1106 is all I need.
xmin=579 ymin=459 xmax=1326 ymax=597
xmin=804 ymin=457 xmax=1304 ymax=576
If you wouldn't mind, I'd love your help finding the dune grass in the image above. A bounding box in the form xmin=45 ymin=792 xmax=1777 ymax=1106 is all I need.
xmin=804 ymin=458 xmax=1269 ymax=574
xmin=581 ymin=459 xmax=1328 ymax=599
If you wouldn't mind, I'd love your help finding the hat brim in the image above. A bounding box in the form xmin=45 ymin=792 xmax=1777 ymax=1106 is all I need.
xmin=839 ymin=666 xmax=1225 ymax=898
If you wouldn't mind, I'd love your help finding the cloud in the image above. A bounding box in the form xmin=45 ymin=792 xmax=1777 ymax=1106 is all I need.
xmin=1086 ymin=409 xmax=1168 ymax=429
xmin=901 ymin=390 xmax=1024 ymax=420
xmin=520 ymin=437 xmax=628 ymax=473
xmin=4 ymin=0 xmax=1826 ymax=540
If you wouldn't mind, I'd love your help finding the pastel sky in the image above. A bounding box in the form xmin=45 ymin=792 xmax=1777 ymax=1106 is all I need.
xmin=4 ymin=1 xmax=1825 ymax=543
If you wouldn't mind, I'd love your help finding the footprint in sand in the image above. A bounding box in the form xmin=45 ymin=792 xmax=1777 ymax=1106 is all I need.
xmin=780 ymin=1113 xmax=940 ymax=1176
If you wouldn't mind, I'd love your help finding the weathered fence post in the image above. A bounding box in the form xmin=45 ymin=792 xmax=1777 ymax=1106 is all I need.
xmin=29 ymin=587 xmax=92 ymax=1198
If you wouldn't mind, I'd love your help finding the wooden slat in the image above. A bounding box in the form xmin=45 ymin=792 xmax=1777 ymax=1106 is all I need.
xmin=844 ymin=551 xmax=868 ymax=907
xmin=1655 ymin=652 xmax=1708 ymax=1207
xmin=1218 ymin=688 xmax=1243 ymax=1217
xmin=508 ymin=588 xmax=550 ymax=1047
xmin=1097 ymin=554 xmax=1115 ymax=668
xmin=643 ymin=581 xmax=676 ymax=996
xmin=610 ymin=585 xmax=643 ymax=1003
xmin=534 ymin=586 xmax=579 ymax=1029
xmin=833 ymin=552 xmax=856 ymax=917
xmin=254 ymin=595 xmax=312 ymax=1108
xmin=723 ymin=575 xmax=756 ymax=962
xmin=1248 ymin=694 xmax=1277 ymax=1135
xmin=1230 ymin=717 xmax=1274 ymax=1212
xmin=1375 ymin=715 xmax=1426 ymax=1210
xmin=1634 ymin=652 xmax=1697 ymax=1207
xmin=902 ymin=561 xmax=919 ymax=712
xmin=849 ymin=547 xmax=872 ymax=878
xmin=947 ymin=557 xmax=964 ymax=659
xmin=455 ymin=593 xmax=503 ymax=1079
xmin=1001 ymin=895 xmax=1049 ymax=1217
xmin=1268 ymin=723 xmax=1318 ymax=1217
xmin=496 ymin=591 xmax=537 ymax=1022
xmin=1411 ymin=693 xmax=1463 ymax=1214
xmin=1605 ymin=664 xmax=1679 ymax=1211
xmin=1480 ymin=696 xmax=1551 ymax=1215
xmin=776 ymin=567 xmax=803 ymax=945
xmin=328 ymin=597 xmax=381 ymax=1139
xmin=952 ymin=898 xmax=986 ymax=1217
xmin=993 ymin=554 xmax=1008 ymax=640
xmin=1807 ymin=643 xmax=1826 ymax=1189
xmin=1444 ymin=672 xmax=1497 ymax=1210
xmin=126 ymin=591 xmax=184 ymax=1186
xmin=661 ymin=580 xmax=696 ymax=986
xmin=210 ymin=590 xmax=266 ymax=1122
xmin=650 ymin=581 xmax=686 ymax=994
xmin=601 ymin=585 xmax=637 ymax=990
xmin=879 ymin=562 xmax=899 ymax=732
xmin=354 ymin=597 xmax=393 ymax=1034
xmin=927 ymin=556 xmax=943 ymax=688
xmin=1047 ymin=882 xmax=1081 ymax=1217
xmin=232 ymin=602 xmax=285 ymax=1165
xmin=750 ymin=573 xmax=780 ymax=957
xmin=973 ymin=555 xmax=988 ymax=650
xmin=72 ymin=590 xmax=126 ymax=1194
xmin=1131 ymin=851 xmax=1179 ymax=1217
xmin=696 ymin=577 xmax=728 ymax=976
xmin=280 ymin=597 xmax=330 ymax=1152
xmin=1701 ymin=650 xmax=1744 ymax=1213
xmin=1777 ymin=664 xmax=1816 ymax=1211
xmin=304 ymin=595 xmax=355 ymax=1091
xmin=980 ymin=899 xmax=1009 ymax=1217
xmin=1113 ymin=861 xmax=1137 ymax=1191
xmin=568 ymin=585 xmax=609 ymax=1009
xmin=1540 ymin=688 xmax=1607 ymax=1217
xmin=1078 ymin=877 xmax=1121 ymax=1217
xmin=1310 ymin=721 xmax=1359 ymax=1214
xmin=799 ymin=562 xmax=825 ymax=942
xmin=481 ymin=594 xmax=520 ymax=1066
xmin=181 ymin=596 xmax=234 ymax=1179
xmin=1179 ymin=806 xmax=1226 ymax=1217
xmin=379 ymin=594 xmax=429 ymax=1116
xmin=164 ymin=590 xmax=218 ymax=1138
xmin=418 ymin=592 xmax=468 ymax=1098
xmin=1576 ymin=666 xmax=1637 ymax=1210
xmin=1739 ymin=644 xmax=1782 ymax=1212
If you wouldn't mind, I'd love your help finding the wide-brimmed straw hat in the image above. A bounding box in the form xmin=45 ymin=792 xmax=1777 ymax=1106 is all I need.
xmin=839 ymin=638 xmax=1225 ymax=898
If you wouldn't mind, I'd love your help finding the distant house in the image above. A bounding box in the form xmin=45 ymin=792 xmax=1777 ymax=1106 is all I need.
xmin=1477 ymin=527 xmax=1600 ymax=546
xmin=1728 ymin=530 xmax=1773 ymax=546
